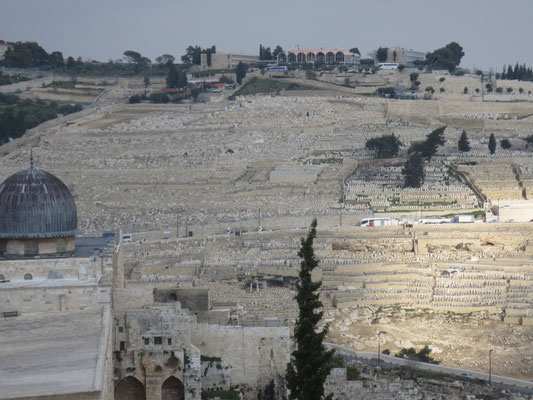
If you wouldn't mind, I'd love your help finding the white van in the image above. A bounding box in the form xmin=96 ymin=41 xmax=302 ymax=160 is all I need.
xmin=122 ymin=234 xmax=133 ymax=243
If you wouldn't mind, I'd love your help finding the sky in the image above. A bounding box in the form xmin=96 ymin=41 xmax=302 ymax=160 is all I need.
xmin=1 ymin=0 xmax=532 ymax=71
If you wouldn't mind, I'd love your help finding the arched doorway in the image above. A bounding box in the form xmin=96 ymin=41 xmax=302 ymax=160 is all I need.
xmin=116 ymin=376 xmax=145 ymax=400
xmin=162 ymin=376 xmax=184 ymax=400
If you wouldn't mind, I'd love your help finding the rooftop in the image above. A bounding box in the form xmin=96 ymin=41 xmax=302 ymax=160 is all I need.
xmin=0 ymin=306 xmax=110 ymax=399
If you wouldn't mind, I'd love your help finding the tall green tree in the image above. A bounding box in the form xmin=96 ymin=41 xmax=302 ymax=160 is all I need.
xmin=236 ymin=62 xmax=246 ymax=85
xmin=376 ymin=47 xmax=388 ymax=63
xmin=286 ymin=219 xmax=334 ymax=400
xmin=272 ymin=45 xmax=284 ymax=59
xmin=408 ymin=126 xmax=446 ymax=161
xmin=458 ymin=130 xmax=471 ymax=152
xmin=402 ymin=152 xmax=425 ymax=188
xmin=488 ymin=133 xmax=496 ymax=154
xmin=166 ymin=63 xmax=179 ymax=88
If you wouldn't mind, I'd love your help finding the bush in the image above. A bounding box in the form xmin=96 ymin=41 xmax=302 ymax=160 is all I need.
xmin=495 ymin=87 xmax=503 ymax=94
xmin=346 ymin=365 xmax=360 ymax=381
xmin=129 ymin=94 xmax=141 ymax=104
xmin=500 ymin=139 xmax=512 ymax=149
xmin=149 ymin=92 xmax=170 ymax=103
xmin=439 ymin=77 xmax=445 ymax=83
xmin=440 ymin=87 xmax=445 ymax=93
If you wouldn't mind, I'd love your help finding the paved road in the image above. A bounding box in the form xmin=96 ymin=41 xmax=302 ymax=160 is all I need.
xmin=325 ymin=342 xmax=533 ymax=392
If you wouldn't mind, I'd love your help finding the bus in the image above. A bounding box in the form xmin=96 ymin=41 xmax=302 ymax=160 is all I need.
xmin=360 ymin=217 xmax=399 ymax=227
xmin=378 ymin=63 xmax=399 ymax=70
xmin=266 ymin=66 xmax=288 ymax=73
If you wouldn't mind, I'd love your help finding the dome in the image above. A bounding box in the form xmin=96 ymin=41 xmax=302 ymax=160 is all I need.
xmin=0 ymin=168 xmax=78 ymax=239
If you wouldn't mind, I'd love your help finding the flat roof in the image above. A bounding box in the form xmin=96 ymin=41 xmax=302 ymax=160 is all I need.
xmin=0 ymin=306 xmax=109 ymax=399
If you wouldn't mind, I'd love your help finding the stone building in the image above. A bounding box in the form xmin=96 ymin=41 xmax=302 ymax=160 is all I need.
xmin=0 ymin=163 xmax=291 ymax=400
xmin=201 ymin=52 xmax=260 ymax=70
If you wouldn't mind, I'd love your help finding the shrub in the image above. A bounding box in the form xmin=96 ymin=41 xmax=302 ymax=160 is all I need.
xmin=440 ymin=87 xmax=445 ymax=93
xmin=129 ymin=94 xmax=141 ymax=104
xmin=439 ymin=77 xmax=445 ymax=83
xmin=500 ymin=139 xmax=512 ymax=149
xmin=149 ymin=92 xmax=170 ymax=103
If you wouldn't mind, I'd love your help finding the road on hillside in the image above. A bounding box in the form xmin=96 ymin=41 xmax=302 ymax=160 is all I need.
xmin=325 ymin=342 xmax=533 ymax=392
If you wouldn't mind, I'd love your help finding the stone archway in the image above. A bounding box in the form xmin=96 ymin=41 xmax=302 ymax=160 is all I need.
xmin=116 ymin=376 xmax=146 ymax=400
xmin=162 ymin=376 xmax=184 ymax=400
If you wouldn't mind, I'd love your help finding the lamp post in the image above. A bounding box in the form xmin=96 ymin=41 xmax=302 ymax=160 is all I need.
xmin=489 ymin=349 xmax=493 ymax=386
xmin=377 ymin=331 xmax=387 ymax=366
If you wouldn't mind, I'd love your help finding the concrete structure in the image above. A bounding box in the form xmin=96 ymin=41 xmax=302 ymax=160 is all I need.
xmin=277 ymin=48 xmax=360 ymax=65
xmin=201 ymin=52 xmax=260 ymax=70
xmin=382 ymin=47 xmax=425 ymax=67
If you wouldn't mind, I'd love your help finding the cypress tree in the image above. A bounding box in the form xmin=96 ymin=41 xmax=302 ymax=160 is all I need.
xmin=402 ymin=152 xmax=425 ymax=188
xmin=166 ymin=64 xmax=179 ymax=88
xmin=489 ymin=133 xmax=496 ymax=154
xmin=286 ymin=219 xmax=334 ymax=400
xmin=458 ymin=130 xmax=471 ymax=152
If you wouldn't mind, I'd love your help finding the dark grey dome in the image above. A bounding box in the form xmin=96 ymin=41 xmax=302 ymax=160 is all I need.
xmin=0 ymin=168 xmax=78 ymax=238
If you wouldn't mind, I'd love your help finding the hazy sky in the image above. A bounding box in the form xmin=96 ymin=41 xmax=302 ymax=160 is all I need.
xmin=2 ymin=0 xmax=532 ymax=71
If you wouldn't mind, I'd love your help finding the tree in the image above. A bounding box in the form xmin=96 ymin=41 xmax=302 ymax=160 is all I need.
xmin=489 ymin=133 xmax=496 ymax=154
xmin=500 ymin=139 xmax=512 ymax=149
xmin=458 ymin=130 xmax=471 ymax=152
xmin=365 ymin=134 xmax=402 ymax=158
xmin=236 ymin=62 xmax=246 ymax=85
xmin=396 ymin=345 xmax=438 ymax=364
xmin=402 ymin=152 xmax=425 ymax=188
xmin=523 ymin=134 xmax=533 ymax=149
xmin=376 ymin=47 xmax=388 ymax=63
xmin=398 ymin=64 xmax=405 ymax=73
xmin=463 ymin=87 xmax=468 ymax=94
xmin=408 ymin=126 xmax=446 ymax=161
xmin=49 ymin=51 xmax=64 ymax=69
xmin=143 ymin=76 xmax=151 ymax=96
xmin=349 ymin=47 xmax=360 ymax=56
xmin=177 ymin=71 xmax=188 ymax=89
xmin=286 ymin=219 xmax=334 ymax=400
xmin=182 ymin=45 xmax=216 ymax=65
xmin=272 ymin=45 xmax=284 ymax=59
xmin=425 ymin=42 xmax=464 ymax=72
xmin=409 ymin=72 xmax=419 ymax=89
xmin=155 ymin=54 xmax=175 ymax=65
xmin=166 ymin=63 xmax=179 ymax=88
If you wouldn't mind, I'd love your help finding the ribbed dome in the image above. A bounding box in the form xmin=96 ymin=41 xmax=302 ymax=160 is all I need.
xmin=0 ymin=168 xmax=78 ymax=238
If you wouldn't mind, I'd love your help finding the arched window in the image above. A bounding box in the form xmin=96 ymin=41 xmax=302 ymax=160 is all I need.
xmin=297 ymin=53 xmax=305 ymax=63
xmin=288 ymin=53 xmax=297 ymax=63
xmin=115 ymin=376 xmax=146 ymax=400
xmin=316 ymin=52 xmax=325 ymax=63
xmin=278 ymin=53 xmax=287 ymax=63
xmin=162 ymin=376 xmax=184 ymax=400
xmin=326 ymin=52 xmax=335 ymax=63
xmin=24 ymin=273 xmax=33 ymax=280
xmin=336 ymin=52 xmax=344 ymax=63
xmin=307 ymin=53 xmax=315 ymax=62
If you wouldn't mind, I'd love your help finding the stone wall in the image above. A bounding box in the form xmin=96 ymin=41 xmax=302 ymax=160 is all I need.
xmin=191 ymin=322 xmax=290 ymax=387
